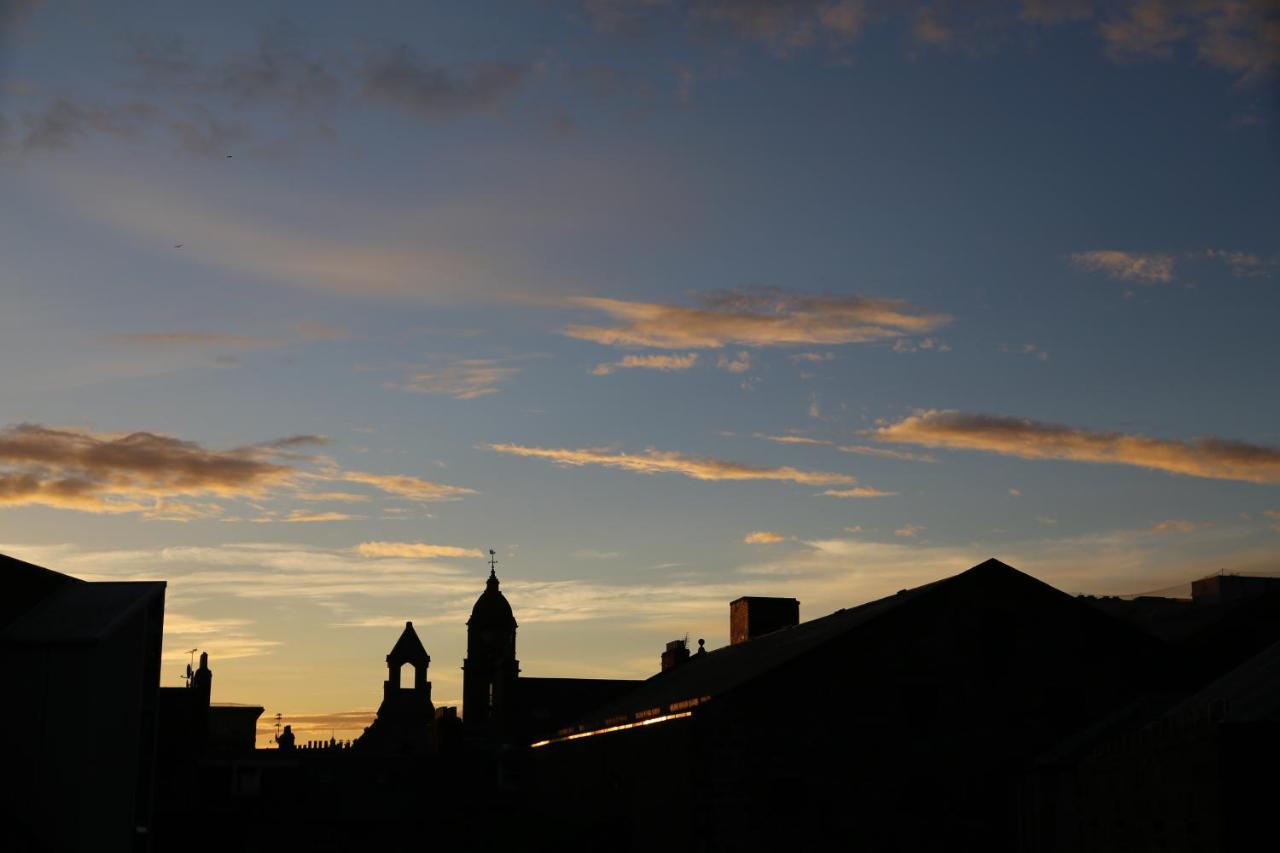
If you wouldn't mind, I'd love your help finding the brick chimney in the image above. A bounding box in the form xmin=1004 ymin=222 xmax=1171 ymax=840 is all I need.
xmin=661 ymin=638 xmax=691 ymax=671
xmin=730 ymin=597 xmax=799 ymax=645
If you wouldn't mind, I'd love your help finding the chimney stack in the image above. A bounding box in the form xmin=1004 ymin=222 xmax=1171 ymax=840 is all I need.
xmin=661 ymin=638 xmax=691 ymax=672
xmin=730 ymin=597 xmax=799 ymax=645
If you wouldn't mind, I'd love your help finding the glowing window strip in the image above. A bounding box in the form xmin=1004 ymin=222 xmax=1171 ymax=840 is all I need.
xmin=529 ymin=710 xmax=693 ymax=749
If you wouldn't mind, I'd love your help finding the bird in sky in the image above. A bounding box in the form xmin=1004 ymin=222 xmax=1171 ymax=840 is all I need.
xmin=173 ymin=243 xmax=183 ymax=248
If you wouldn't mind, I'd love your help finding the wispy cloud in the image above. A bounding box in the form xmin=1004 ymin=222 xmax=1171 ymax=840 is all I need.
xmin=999 ymin=342 xmax=1049 ymax=361
xmin=487 ymin=443 xmax=857 ymax=485
xmin=1206 ymin=248 xmax=1275 ymax=278
xmin=563 ymin=289 xmax=950 ymax=349
xmin=325 ymin=470 xmax=476 ymax=501
xmin=755 ymin=434 xmax=831 ymax=446
xmin=1069 ymin=250 xmax=1176 ymax=282
xmin=106 ymin=332 xmax=280 ymax=349
xmin=394 ymin=358 xmax=521 ymax=399
xmin=891 ymin=337 xmax=950 ymax=353
xmin=359 ymin=47 xmax=533 ymax=121
xmin=591 ymin=352 xmax=698 ymax=375
xmin=356 ymin=541 xmax=484 ymax=559
xmin=744 ymin=530 xmax=786 ymax=544
xmin=894 ymin=523 xmax=924 ymax=537
xmin=874 ymin=410 xmax=1280 ymax=483
xmin=716 ymin=350 xmax=752 ymax=373
xmin=837 ymin=444 xmax=936 ymax=463
xmin=820 ymin=486 xmax=897 ymax=498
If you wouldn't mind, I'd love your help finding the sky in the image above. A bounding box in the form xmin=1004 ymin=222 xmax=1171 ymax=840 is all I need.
xmin=1 ymin=0 xmax=1278 ymax=743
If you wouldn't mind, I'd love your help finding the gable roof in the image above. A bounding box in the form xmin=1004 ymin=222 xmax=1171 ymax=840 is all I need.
xmin=387 ymin=621 xmax=430 ymax=665
xmin=0 ymin=552 xmax=79 ymax=628
xmin=568 ymin=558 xmax=1157 ymax=733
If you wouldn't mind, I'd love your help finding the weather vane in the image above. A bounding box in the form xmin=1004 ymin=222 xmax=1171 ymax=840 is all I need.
xmin=488 ymin=548 xmax=498 ymax=575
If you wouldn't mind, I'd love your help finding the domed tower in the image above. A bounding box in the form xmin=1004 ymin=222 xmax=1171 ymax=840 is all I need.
xmin=463 ymin=550 xmax=519 ymax=740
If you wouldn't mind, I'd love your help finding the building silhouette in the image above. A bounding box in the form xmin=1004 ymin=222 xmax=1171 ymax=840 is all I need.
xmin=0 ymin=552 xmax=165 ymax=852
xmin=355 ymin=621 xmax=436 ymax=755
xmin=5 ymin=549 xmax=1280 ymax=852
xmin=462 ymin=559 xmax=519 ymax=741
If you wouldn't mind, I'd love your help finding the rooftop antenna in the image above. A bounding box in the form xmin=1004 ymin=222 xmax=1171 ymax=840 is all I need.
xmin=274 ymin=713 xmax=282 ymax=740
xmin=183 ymin=648 xmax=198 ymax=687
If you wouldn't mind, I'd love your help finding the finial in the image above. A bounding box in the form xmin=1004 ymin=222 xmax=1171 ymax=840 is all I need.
xmin=488 ymin=548 xmax=498 ymax=579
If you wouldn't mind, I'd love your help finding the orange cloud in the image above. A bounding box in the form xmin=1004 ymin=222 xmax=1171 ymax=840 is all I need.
xmin=487 ymin=443 xmax=856 ymax=485
xmin=395 ymin=358 xmax=520 ymax=399
xmin=563 ymin=290 xmax=950 ymax=350
xmin=356 ymin=541 xmax=484 ymax=559
xmin=755 ymin=434 xmax=832 ymax=446
xmin=0 ymin=422 xmax=475 ymax=517
xmin=820 ymin=487 xmax=898 ymax=498
xmin=873 ymin=410 xmax=1280 ymax=483
xmin=1069 ymin=250 xmax=1175 ymax=282
xmin=330 ymin=470 xmax=476 ymax=501
xmin=744 ymin=530 xmax=786 ymax=544
xmin=591 ymin=352 xmax=699 ymax=376
xmin=0 ymin=423 xmax=291 ymax=513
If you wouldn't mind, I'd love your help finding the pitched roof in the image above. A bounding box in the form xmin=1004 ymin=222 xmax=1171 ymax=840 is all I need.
xmin=2 ymin=580 xmax=165 ymax=644
xmin=0 ymin=552 xmax=79 ymax=628
xmin=571 ymin=558 xmax=1152 ymax=732
xmin=387 ymin=621 xmax=430 ymax=665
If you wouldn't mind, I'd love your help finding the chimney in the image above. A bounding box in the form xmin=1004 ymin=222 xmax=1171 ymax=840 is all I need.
xmin=661 ymin=639 xmax=691 ymax=672
xmin=730 ymin=597 xmax=799 ymax=645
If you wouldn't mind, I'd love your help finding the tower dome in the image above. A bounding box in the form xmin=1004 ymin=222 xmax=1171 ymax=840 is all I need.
xmin=468 ymin=566 xmax=517 ymax=629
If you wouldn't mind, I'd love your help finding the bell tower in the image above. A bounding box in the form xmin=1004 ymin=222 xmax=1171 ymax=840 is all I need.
xmin=463 ymin=550 xmax=519 ymax=741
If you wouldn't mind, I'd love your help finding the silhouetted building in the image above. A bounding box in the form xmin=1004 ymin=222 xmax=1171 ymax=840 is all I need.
xmin=1 ymin=552 xmax=165 ymax=852
xmin=529 ymin=559 xmax=1174 ymax=852
xmin=463 ymin=561 xmax=520 ymax=741
xmin=355 ymin=621 xmax=436 ymax=755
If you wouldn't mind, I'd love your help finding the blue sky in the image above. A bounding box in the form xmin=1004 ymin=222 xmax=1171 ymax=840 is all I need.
xmin=2 ymin=0 xmax=1278 ymax=740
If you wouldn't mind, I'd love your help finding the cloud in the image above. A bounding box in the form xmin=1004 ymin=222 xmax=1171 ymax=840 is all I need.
xmin=487 ymin=443 xmax=857 ymax=485
xmin=394 ymin=358 xmax=521 ymax=399
xmin=356 ymin=541 xmax=484 ymax=559
xmin=999 ymin=342 xmax=1049 ymax=361
xmin=789 ymin=351 xmax=835 ymax=363
xmin=716 ymin=351 xmax=752 ymax=373
xmin=894 ymin=524 xmax=924 ymax=537
xmin=14 ymin=98 xmax=159 ymax=152
xmin=837 ymin=444 xmax=936 ymax=463
xmin=755 ymin=434 xmax=831 ymax=446
xmin=562 ymin=289 xmax=951 ymax=350
xmin=892 ymin=337 xmax=951 ymax=354
xmin=572 ymin=548 xmax=623 ymax=559
xmin=328 ymin=470 xmax=476 ymax=501
xmin=0 ymin=422 xmax=474 ymax=517
xmin=1206 ymin=248 xmax=1274 ymax=278
xmin=0 ymin=422 xmax=291 ymax=514
xmin=591 ymin=352 xmax=699 ymax=375
xmin=873 ymin=409 xmax=1280 ymax=483
xmin=1098 ymin=0 xmax=1280 ymax=79
xmin=1151 ymin=519 xmax=1205 ymax=533
xmin=129 ymin=29 xmax=343 ymax=115
xmin=744 ymin=530 xmax=786 ymax=544
xmin=820 ymin=487 xmax=898 ymax=498
xmin=1069 ymin=250 xmax=1176 ymax=282
xmin=277 ymin=510 xmax=358 ymax=523
xmin=106 ymin=332 xmax=280 ymax=349
xmin=359 ymin=47 xmax=532 ymax=120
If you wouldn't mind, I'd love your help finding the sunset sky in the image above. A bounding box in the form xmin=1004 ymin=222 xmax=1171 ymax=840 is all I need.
xmin=2 ymin=0 xmax=1278 ymax=742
